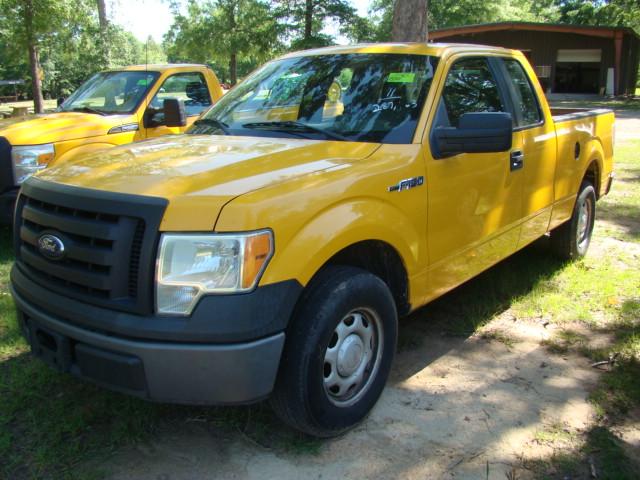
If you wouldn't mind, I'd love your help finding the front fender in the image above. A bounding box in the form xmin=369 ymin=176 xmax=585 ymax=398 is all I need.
xmin=261 ymin=197 xmax=425 ymax=287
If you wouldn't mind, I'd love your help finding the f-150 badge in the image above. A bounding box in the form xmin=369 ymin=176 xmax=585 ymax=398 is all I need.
xmin=388 ymin=176 xmax=424 ymax=192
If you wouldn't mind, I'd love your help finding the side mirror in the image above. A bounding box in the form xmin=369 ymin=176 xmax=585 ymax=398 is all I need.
xmin=57 ymin=97 xmax=66 ymax=107
xmin=431 ymin=112 xmax=512 ymax=159
xmin=163 ymin=98 xmax=187 ymax=127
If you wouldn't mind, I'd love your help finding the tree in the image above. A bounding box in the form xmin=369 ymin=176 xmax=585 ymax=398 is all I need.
xmin=274 ymin=0 xmax=355 ymax=49
xmin=347 ymin=0 xmax=559 ymax=43
xmin=392 ymin=0 xmax=427 ymax=41
xmin=1 ymin=0 xmax=68 ymax=113
xmin=165 ymin=0 xmax=280 ymax=85
xmin=556 ymin=0 xmax=640 ymax=34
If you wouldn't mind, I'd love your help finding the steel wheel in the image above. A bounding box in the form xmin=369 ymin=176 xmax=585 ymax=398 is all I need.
xmin=576 ymin=195 xmax=593 ymax=249
xmin=323 ymin=308 xmax=383 ymax=407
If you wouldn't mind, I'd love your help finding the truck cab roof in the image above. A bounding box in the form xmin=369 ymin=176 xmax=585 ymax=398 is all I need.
xmin=280 ymin=42 xmax=521 ymax=59
xmin=111 ymin=64 xmax=210 ymax=73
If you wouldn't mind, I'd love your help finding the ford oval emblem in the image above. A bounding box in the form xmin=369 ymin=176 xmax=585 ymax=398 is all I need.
xmin=37 ymin=234 xmax=65 ymax=260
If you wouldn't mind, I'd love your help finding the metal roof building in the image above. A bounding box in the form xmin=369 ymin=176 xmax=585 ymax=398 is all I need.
xmin=430 ymin=22 xmax=640 ymax=96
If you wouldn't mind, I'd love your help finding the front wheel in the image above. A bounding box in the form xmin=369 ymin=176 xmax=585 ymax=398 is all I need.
xmin=550 ymin=181 xmax=596 ymax=260
xmin=270 ymin=266 xmax=398 ymax=437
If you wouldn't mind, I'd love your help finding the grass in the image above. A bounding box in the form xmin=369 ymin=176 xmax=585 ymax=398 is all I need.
xmin=0 ymin=99 xmax=57 ymax=116
xmin=0 ymin=228 xmax=320 ymax=479
xmin=1 ymin=115 xmax=639 ymax=478
xmin=551 ymin=96 xmax=640 ymax=111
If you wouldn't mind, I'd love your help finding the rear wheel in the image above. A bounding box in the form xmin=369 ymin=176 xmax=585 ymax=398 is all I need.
xmin=270 ymin=266 xmax=397 ymax=437
xmin=550 ymin=181 xmax=596 ymax=260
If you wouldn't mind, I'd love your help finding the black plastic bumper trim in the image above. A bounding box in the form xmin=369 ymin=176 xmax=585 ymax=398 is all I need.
xmin=0 ymin=188 xmax=17 ymax=225
xmin=16 ymin=305 xmax=285 ymax=405
xmin=11 ymin=264 xmax=302 ymax=344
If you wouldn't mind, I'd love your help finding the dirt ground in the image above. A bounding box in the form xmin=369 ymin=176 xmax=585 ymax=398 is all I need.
xmin=102 ymin=114 xmax=639 ymax=480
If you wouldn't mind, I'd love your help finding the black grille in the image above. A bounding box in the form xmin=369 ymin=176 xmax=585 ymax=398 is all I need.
xmin=15 ymin=178 xmax=167 ymax=315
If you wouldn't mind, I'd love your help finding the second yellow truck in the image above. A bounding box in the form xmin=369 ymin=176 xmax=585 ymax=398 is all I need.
xmin=10 ymin=43 xmax=614 ymax=437
xmin=0 ymin=64 xmax=223 ymax=223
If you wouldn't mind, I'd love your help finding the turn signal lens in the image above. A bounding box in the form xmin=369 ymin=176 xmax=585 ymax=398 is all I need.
xmin=242 ymin=232 xmax=273 ymax=289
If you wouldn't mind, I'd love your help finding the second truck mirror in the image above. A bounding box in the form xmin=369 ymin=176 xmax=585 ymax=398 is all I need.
xmin=163 ymin=98 xmax=187 ymax=127
xmin=432 ymin=112 xmax=513 ymax=158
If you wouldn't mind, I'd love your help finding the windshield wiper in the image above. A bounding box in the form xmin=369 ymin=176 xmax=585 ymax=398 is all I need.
xmin=68 ymin=106 xmax=107 ymax=116
xmin=192 ymin=118 xmax=231 ymax=135
xmin=242 ymin=121 xmax=347 ymax=141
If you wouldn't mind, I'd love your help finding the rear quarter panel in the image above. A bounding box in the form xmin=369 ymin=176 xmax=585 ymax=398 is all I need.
xmin=549 ymin=110 xmax=614 ymax=229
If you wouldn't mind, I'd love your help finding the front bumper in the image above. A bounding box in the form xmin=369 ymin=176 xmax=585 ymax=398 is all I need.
xmin=0 ymin=188 xmax=17 ymax=225
xmin=11 ymin=268 xmax=299 ymax=405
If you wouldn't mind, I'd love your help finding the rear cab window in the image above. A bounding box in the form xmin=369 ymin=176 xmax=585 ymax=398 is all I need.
xmin=502 ymin=59 xmax=543 ymax=128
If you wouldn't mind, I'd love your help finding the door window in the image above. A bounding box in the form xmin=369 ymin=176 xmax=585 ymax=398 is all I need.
xmin=150 ymin=72 xmax=212 ymax=117
xmin=503 ymin=59 xmax=542 ymax=127
xmin=438 ymin=57 xmax=506 ymax=127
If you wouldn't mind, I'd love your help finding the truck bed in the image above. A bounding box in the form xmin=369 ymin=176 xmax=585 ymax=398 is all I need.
xmin=550 ymin=107 xmax=613 ymax=123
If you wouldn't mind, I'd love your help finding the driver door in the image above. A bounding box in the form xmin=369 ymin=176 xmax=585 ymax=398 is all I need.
xmin=424 ymin=56 xmax=523 ymax=299
xmin=144 ymin=72 xmax=213 ymax=138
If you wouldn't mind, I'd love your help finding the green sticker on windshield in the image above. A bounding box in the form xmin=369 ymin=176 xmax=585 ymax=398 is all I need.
xmin=137 ymin=79 xmax=148 ymax=86
xmin=387 ymin=72 xmax=415 ymax=83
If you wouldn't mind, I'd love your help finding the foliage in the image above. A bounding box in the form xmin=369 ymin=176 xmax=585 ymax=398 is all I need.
xmin=345 ymin=0 xmax=559 ymax=42
xmin=557 ymin=0 xmax=640 ymax=34
xmin=164 ymin=0 xmax=280 ymax=84
xmin=273 ymin=0 xmax=356 ymax=49
xmin=0 ymin=0 xmax=166 ymax=101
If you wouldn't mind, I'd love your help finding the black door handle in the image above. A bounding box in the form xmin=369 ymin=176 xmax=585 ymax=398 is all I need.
xmin=510 ymin=150 xmax=524 ymax=171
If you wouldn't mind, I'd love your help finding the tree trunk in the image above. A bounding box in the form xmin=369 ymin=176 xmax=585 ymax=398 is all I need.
xmin=28 ymin=43 xmax=44 ymax=114
xmin=304 ymin=0 xmax=313 ymax=41
xmin=24 ymin=0 xmax=44 ymax=113
xmin=230 ymin=53 xmax=237 ymax=85
xmin=96 ymin=0 xmax=110 ymax=67
xmin=97 ymin=0 xmax=108 ymax=29
xmin=392 ymin=0 xmax=428 ymax=42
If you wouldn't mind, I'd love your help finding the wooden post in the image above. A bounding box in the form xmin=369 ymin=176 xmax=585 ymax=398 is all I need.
xmin=614 ymin=31 xmax=623 ymax=96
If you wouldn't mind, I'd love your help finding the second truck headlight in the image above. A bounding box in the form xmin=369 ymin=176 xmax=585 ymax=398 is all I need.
xmin=12 ymin=144 xmax=55 ymax=184
xmin=155 ymin=230 xmax=273 ymax=315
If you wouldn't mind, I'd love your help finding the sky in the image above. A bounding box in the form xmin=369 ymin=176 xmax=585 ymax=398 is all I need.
xmin=109 ymin=0 xmax=373 ymax=44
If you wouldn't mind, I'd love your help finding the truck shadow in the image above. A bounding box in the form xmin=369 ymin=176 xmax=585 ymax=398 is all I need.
xmin=392 ymin=238 xmax=565 ymax=382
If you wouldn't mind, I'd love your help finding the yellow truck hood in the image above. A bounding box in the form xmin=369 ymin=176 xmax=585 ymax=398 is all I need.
xmin=36 ymin=134 xmax=379 ymax=230
xmin=0 ymin=112 xmax=133 ymax=145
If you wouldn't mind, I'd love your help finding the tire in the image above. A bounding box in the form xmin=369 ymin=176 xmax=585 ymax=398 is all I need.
xmin=270 ymin=265 xmax=398 ymax=437
xmin=550 ymin=181 xmax=596 ymax=260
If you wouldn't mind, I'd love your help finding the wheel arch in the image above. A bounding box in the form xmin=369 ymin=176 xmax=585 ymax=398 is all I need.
xmin=261 ymin=197 xmax=424 ymax=316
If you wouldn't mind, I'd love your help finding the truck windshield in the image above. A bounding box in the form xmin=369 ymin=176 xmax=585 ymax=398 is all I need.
xmin=59 ymin=71 xmax=159 ymax=115
xmin=190 ymin=53 xmax=439 ymax=143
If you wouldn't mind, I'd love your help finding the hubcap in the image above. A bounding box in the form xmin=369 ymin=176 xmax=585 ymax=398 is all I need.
xmin=577 ymin=197 xmax=592 ymax=247
xmin=323 ymin=309 xmax=383 ymax=407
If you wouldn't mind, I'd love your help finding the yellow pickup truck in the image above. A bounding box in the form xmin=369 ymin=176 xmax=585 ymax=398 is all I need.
xmin=10 ymin=43 xmax=614 ymax=437
xmin=0 ymin=64 xmax=223 ymax=223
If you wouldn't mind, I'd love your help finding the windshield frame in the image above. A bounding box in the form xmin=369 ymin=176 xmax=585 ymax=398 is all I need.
xmin=59 ymin=70 xmax=161 ymax=115
xmin=189 ymin=53 xmax=440 ymax=144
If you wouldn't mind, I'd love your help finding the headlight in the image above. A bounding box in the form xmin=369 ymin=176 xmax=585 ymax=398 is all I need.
xmin=156 ymin=230 xmax=273 ymax=315
xmin=12 ymin=144 xmax=55 ymax=184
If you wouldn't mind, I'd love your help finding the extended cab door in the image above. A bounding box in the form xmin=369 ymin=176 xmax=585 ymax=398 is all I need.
xmin=423 ymin=55 xmax=523 ymax=298
xmin=497 ymin=57 xmax=557 ymax=248
xmin=143 ymin=71 xmax=213 ymax=138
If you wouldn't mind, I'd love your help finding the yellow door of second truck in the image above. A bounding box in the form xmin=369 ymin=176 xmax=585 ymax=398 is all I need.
xmin=144 ymin=71 xmax=214 ymax=138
